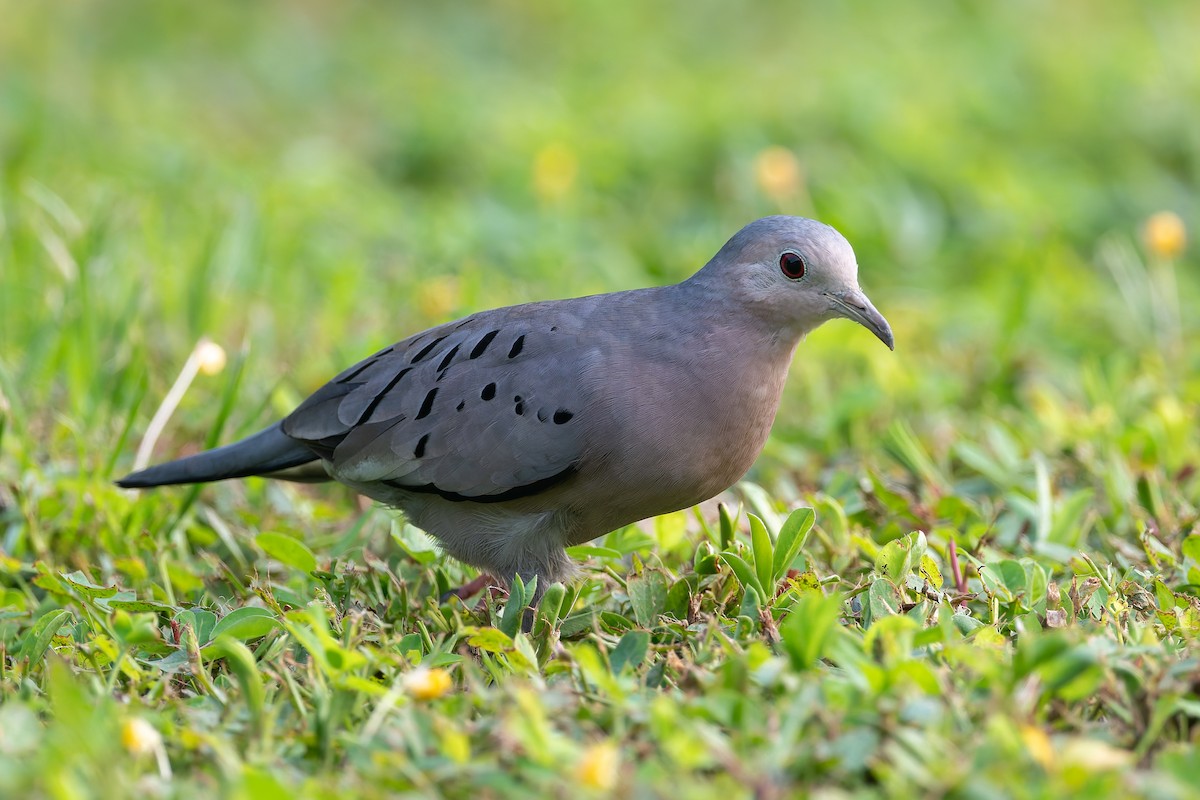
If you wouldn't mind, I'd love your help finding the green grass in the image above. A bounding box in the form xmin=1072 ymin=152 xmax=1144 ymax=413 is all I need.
xmin=2 ymin=2 xmax=1199 ymax=797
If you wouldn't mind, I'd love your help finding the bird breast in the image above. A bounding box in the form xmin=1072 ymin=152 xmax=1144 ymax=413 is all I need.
xmin=573 ymin=319 xmax=796 ymax=534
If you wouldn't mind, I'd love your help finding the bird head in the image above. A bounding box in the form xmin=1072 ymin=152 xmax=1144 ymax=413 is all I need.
xmin=695 ymin=215 xmax=894 ymax=350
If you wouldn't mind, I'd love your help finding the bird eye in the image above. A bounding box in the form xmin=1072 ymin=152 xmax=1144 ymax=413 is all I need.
xmin=779 ymin=251 xmax=806 ymax=279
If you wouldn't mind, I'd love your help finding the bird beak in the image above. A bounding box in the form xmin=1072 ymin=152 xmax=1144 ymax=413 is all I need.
xmin=825 ymin=289 xmax=895 ymax=350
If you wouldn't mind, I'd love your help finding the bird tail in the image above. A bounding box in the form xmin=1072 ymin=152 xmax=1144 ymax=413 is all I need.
xmin=116 ymin=423 xmax=319 ymax=488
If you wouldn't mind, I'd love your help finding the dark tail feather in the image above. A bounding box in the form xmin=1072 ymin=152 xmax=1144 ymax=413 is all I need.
xmin=116 ymin=423 xmax=318 ymax=488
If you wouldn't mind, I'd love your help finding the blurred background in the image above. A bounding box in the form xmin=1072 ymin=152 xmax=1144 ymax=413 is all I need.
xmin=1 ymin=0 xmax=1197 ymax=533
xmin=4 ymin=6 xmax=1199 ymax=794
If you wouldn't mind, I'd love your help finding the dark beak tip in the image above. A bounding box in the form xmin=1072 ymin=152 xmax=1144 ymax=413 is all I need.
xmin=829 ymin=289 xmax=894 ymax=352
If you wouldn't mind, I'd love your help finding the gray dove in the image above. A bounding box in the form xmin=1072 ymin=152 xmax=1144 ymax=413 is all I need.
xmin=119 ymin=216 xmax=893 ymax=594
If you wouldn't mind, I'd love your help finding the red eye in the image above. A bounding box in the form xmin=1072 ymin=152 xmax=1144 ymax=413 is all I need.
xmin=779 ymin=251 xmax=806 ymax=279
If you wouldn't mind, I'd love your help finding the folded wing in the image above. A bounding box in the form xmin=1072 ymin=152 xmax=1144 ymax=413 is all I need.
xmin=282 ymin=307 xmax=591 ymax=502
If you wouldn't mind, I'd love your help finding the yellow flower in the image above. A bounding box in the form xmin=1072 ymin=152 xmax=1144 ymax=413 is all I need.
xmin=195 ymin=339 xmax=227 ymax=376
xmin=1156 ymin=395 xmax=1185 ymax=428
xmin=416 ymin=276 xmax=461 ymax=321
xmin=1060 ymin=738 xmax=1132 ymax=771
xmin=753 ymin=146 xmax=803 ymax=201
xmin=1020 ymin=725 xmax=1053 ymax=770
xmin=403 ymin=667 xmax=452 ymax=701
xmin=532 ymin=143 xmax=578 ymax=202
xmin=1142 ymin=211 xmax=1186 ymax=259
xmin=574 ymin=740 xmax=620 ymax=792
xmin=121 ymin=717 xmax=163 ymax=757
xmin=437 ymin=721 xmax=471 ymax=764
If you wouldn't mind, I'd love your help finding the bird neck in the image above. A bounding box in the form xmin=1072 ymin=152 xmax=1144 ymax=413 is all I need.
xmin=675 ymin=274 xmax=812 ymax=357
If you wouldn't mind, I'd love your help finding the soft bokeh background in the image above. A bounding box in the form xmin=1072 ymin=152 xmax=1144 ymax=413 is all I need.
xmin=4 ymin=1 xmax=1196 ymax=466
xmin=1 ymin=2 xmax=1198 ymax=797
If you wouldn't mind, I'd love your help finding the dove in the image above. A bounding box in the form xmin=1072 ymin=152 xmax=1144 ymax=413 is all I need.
xmin=118 ymin=216 xmax=893 ymax=595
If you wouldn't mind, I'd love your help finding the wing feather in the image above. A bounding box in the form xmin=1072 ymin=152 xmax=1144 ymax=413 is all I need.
xmin=282 ymin=306 xmax=591 ymax=500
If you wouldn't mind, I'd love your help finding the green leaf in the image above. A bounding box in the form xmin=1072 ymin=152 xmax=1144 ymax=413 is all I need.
xmin=559 ymin=609 xmax=599 ymax=638
xmin=718 ymin=503 xmax=738 ymax=550
xmin=772 ymin=507 xmax=815 ymax=584
xmin=885 ymin=420 xmax=947 ymax=490
xmin=535 ymin=583 xmax=567 ymax=629
xmin=919 ymin=555 xmax=943 ymax=588
xmin=665 ymin=576 xmax=695 ymax=619
xmin=107 ymin=599 xmax=176 ymax=614
xmin=740 ymin=482 xmax=783 ymax=533
xmin=1037 ymin=647 xmax=1101 ymax=698
xmin=210 ymin=607 xmax=280 ymax=641
xmin=1182 ymin=535 xmax=1200 ymax=564
xmin=391 ymin=522 xmax=440 ymax=565
xmin=207 ymin=637 xmax=266 ymax=735
xmin=112 ymin=610 xmax=160 ymax=645
xmin=738 ymin=582 xmax=761 ymax=622
xmin=627 ymin=570 xmax=668 ymax=627
xmin=1047 ymin=489 xmax=1095 ymax=547
xmin=863 ymin=614 xmax=920 ymax=664
xmin=693 ymin=540 xmax=719 ymax=575
xmin=599 ymin=611 xmax=635 ymax=634
xmin=145 ymin=650 xmax=190 ymax=673
xmin=996 ymin=560 xmax=1027 ymax=596
xmin=256 ymin=532 xmax=317 ymax=573
xmin=866 ymin=579 xmax=901 ymax=626
xmin=952 ymin=614 xmax=985 ymax=634
xmin=609 ymin=630 xmax=650 ymax=674
xmin=877 ymin=531 xmax=926 ymax=583
xmin=812 ymin=495 xmax=850 ymax=549
xmin=59 ymin=571 xmax=118 ymax=599
xmin=780 ymin=591 xmax=840 ymax=670
xmin=17 ymin=608 xmax=72 ymax=664
xmin=497 ymin=575 xmax=535 ymax=638
xmin=653 ymin=511 xmax=688 ymax=551
xmin=564 ymin=545 xmax=622 ymax=560
xmin=749 ymin=513 xmax=775 ymax=598
xmin=397 ymin=633 xmax=423 ymax=659
xmin=533 ymin=582 xmax=567 ymax=659
xmin=720 ymin=552 xmax=766 ymax=605
xmin=465 ymin=627 xmax=514 ymax=653
xmin=1154 ymin=579 xmax=1177 ymax=611
xmin=1023 ymin=560 xmax=1048 ymax=612
xmin=176 ymin=608 xmax=217 ymax=645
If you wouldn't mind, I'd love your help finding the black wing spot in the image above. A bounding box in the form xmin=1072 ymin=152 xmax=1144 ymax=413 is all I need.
xmin=337 ymin=357 xmax=379 ymax=384
xmin=413 ymin=434 xmax=429 ymax=458
xmin=470 ymin=330 xmax=500 ymax=359
xmin=550 ymin=326 xmax=558 ymax=332
xmin=436 ymin=344 xmax=461 ymax=372
xmin=411 ymin=336 xmax=446 ymax=363
xmin=455 ymin=316 xmax=475 ymax=329
xmin=481 ymin=383 xmax=496 ymax=401
xmin=456 ymin=400 xmax=465 ymax=411
xmin=356 ymin=367 xmax=413 ymax=425
xmin=553 ymin=409 xmax=574 ymax=424
xmin=507 ymin=335 xmax=525 ymax=358
xmin=415 ymin=388 xmax=438 ymax=420
xmin=513 ymin=395 xmax=522 ymax=402
xmin=515 ymin=401 xmax=525 ymax=416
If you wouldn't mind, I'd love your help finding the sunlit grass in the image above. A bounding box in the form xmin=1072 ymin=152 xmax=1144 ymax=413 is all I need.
xmin=1 ymin=2 xmax=1198 ymax=798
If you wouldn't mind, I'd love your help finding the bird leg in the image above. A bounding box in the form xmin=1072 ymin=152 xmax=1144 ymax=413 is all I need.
xmin=440 ymin=573 xmax=501 ymax=603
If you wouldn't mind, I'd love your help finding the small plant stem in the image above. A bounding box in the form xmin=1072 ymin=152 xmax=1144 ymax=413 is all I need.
xmin=130 ymin=338 xmax=210 ymax=473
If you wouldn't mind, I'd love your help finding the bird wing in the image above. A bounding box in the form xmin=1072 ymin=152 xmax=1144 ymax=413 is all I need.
xmin=281 ymin=303 xmax=593 ymax=502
